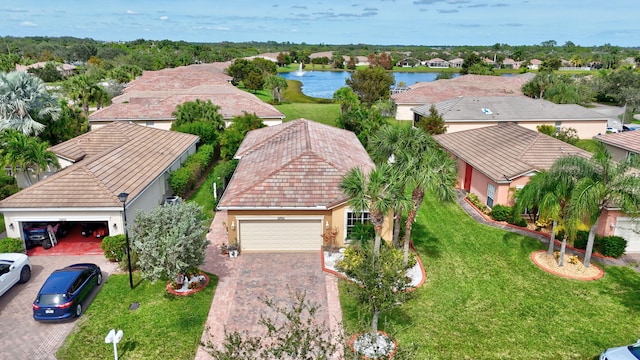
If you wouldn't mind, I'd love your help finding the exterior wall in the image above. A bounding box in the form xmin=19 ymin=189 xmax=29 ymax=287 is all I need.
xmin=602 ymin=144 xmax=629 ymax=163
xmin=446 ymin=120 xmax=607 ymax=139
xmin=90 ymin=119 xmax=174 ymax=131
xmin=598 ymin=209 xmax=621 ymax=237
xmin=396 ymin=104 xmax=419 ymax=121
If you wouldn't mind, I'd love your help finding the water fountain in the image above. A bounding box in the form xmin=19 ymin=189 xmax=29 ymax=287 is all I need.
xmin=294 ymin=62 xmax=305 ymax=76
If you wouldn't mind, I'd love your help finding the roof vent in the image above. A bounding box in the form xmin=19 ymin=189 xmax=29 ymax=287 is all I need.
xmin=481 ymin=108 xmax=492 ymax=115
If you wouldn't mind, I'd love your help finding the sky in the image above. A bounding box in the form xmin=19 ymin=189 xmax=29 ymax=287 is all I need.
xmin=0 ymin=0 xmax=638 ymax=47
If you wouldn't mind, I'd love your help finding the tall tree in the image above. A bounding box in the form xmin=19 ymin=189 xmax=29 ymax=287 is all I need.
xmin=340 ymin=163 xmax=396 ymax=256
xmin=0 ymin=130 xmax=60 ymax=186
xmin=332 ymin=86 xmax=360 ymax=114
xmin=557 ymin=143 xmax=640 ymax=267
xmin=63 ymin=74 xmax=103 ymax=116
xmin=346 ymin=66 xmax=395 ymax=106
xmin=171 ymin=99 xmax=225 ymax=145
xmin=415 ymin=104 xmax=447 ymax=135
xmin=264 ymin=75 xmax=288 ymax=103
xmin=0 ymin=71 xmax=60 ymax=135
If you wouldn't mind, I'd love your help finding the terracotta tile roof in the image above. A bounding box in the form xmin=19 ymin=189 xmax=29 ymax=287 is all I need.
xmin=218 ymin=119 xmax=374 ymax=209
xmin=413 ymin=96 xmax=609 ymax=122
xmin=391 ymin=74 xmax=534 ymax=104
xmin=433 ymin=123 xmax=591 ymax=183
xmin=88 ymin=63 xmax=283 ymax=123
xmin=595 ymin=130 xmax=640 ymax=154
xmin=0 ymin=122 xmax=199 ymax=209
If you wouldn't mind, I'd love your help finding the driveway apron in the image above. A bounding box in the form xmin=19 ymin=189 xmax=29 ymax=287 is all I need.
xmin=196 ymin=211 xmax=342 ymax=359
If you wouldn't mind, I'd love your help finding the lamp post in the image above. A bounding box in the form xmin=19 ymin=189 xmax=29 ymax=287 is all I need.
xmin=117 ymin=192 xmax=134 ymax=289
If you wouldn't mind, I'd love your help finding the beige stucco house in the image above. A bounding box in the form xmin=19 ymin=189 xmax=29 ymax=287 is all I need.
xmin=88 ymin=63 xmax=285 ymax=130
xmin=594 ymin=130 xmax=640 ymax=162
xmin=0 ymin=122 xmax=199 ymax=248
xmin=413 ymin=96 xmax=611 ymax=139
xmin=217 ymin=119 xmax=391 ymax=252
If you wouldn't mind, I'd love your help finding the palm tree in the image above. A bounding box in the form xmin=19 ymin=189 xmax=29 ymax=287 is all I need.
xmin=0 ymin=130 xmax=60 ymax=186
xmin=369 ymin=125 xmax=457 ymax=265
xmin=0 ymin=71 xmax=60 ymax=135
xmin=552 ymin=143 xmax=640 ymax=267
xmin=340 ymin=163 xmax=396 ymax=256
xmin=64 ymin=74 xmax=104 ymax=116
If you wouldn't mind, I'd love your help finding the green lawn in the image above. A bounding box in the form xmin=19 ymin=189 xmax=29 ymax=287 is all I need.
xmin=57 ymin=273 xmax=217 ymax=360
xmin=340 ymin=195 xmax=640 ymax=359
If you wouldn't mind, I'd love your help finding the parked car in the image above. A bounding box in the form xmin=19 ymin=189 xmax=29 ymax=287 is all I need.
xmin=606 ymin=127 xmax=619 ymax=133
xmin=0 ymin=253 xmax=31 ymax=296
xmin=32 ymin=263 xmax=102 ymax=321
xmin=23 ymin=222 xmax=69 ymax=249
xmin=623 ymin=125 xmax=640 ymax=132
xmin=600 ymin=340 xmax=640 ymax=359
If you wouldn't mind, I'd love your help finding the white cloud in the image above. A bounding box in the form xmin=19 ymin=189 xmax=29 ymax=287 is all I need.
xmin=126 ymin=9 xmax=138 ymax=15
xmin=160 ymin=16 xmax=168 ymax=20
xmin=215 ymin=26 xmax=230 ymax=31
xmin=20 ymin=21 xmax=37 ymax=27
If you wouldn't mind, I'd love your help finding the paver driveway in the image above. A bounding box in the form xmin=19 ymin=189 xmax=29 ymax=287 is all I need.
xmin=0 ymin=255 xmax=116 ymax=360
xmin=195 ymin=211 xmax=342 ymax=359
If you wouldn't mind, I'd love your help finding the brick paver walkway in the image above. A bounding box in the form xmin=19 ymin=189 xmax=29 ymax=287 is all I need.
xmin=194 ymin=211 xmax=343 ymax=359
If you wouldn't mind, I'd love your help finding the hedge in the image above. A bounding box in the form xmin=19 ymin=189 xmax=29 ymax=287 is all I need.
xmin=0 ymin=237 xmax=26 ymax=253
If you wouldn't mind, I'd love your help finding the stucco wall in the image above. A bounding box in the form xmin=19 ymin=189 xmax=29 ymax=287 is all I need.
xmin=602 ymin=144 xmax=629 ymax=163
xmin=395 ymin=104 xmax=419 ymax=121
xmin=446 ymin=120 xmax=607 ymax=139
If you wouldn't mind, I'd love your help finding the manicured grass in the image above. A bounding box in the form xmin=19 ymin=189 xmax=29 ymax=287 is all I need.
xmin=276 ymin=103 xmax=340 ymax=126
xmin=57 ymin=273 xmax=217 ymax=360
xmin=340 ymin=195 xmax=640 ymax=359
xmin=575 ymin=139 xmax=600 ymax=153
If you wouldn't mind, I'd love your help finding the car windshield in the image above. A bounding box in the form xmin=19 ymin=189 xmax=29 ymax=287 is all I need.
xmin=628 ymin=345 xmax=640 ymax=359
xmin=38 ymin=294 xmax=67 ymax=306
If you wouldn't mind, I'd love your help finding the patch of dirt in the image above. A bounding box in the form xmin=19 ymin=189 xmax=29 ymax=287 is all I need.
xmin=531 ymin=250 xmax=603 ymax=280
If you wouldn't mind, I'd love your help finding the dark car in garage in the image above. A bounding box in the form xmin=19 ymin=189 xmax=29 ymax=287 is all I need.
xmin=32 ymin=263 xmax=102 ymax=321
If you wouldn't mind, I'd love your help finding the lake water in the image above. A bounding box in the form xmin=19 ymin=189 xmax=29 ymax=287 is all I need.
xmin=279 ymin=71 xmax=459 ymax=99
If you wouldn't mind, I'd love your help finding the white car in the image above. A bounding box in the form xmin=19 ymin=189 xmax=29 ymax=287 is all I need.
xmin=0 ymin=253 xmax=31 ymax=296
xmin=600 ymin=340 xmax=640 ymax=360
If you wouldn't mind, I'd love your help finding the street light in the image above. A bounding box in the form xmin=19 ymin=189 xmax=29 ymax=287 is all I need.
xmin=117 ymin=192 xmax=134 ymax=289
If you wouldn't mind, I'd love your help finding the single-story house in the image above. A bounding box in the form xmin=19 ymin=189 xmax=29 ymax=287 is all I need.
xmin=433 ymin=123 xmax=640 ymax=253
xmin=15 ymin=62 xmax=77 ymax=76
xmin=88 ymin=63 xmax=285 ymax=130
xmin=216 ymin=119 xmax=391 ymax=252
xmin=594 ymin=130 xmax=640 ymax=163
xmin=412 ymin=96 xmax=610 ymax=139
xmin=448 ymin=58 xmax=464 ymax=68
xmin=391 ymin=73 xmax=534 ymax=121
xmin=427 ymin=58 xmax=449 ymax=68
xmin=528 ymin=59 xmax=543 ymax=70
xmin=502 ymin=58 xmax=522 ymax=70
xmin=0 ymin=122 xmax=199 ymax=248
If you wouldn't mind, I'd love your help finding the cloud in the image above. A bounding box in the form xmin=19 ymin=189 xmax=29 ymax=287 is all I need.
xmin=502 ymin=23 xmax=522 ymax=27
xmin=160 ymin=16 xmax=168 ymax=21
xmin=437 ymin=9 xmax=459 ymax=13
xmin=20 ymin=21 xmax=37 ymax=27
xmin=363 ymin=7 xmax=378 ymax=11
xmin=292 ymin=6 xmax=307 ymax=9
xmin=126 ymin=9 xmax=138 ymax=15
xmin=413 ymin=0 xmax=444 ymax=4
xmin=491 ymin=3 xmax=509 ymax=7
xmin=446 ymin=0 xmax=470 ymax=3
xmin=215 ymin=26 xmax=229 ymax=31
xmin=467 ymin=3 xmax=488 ymax=7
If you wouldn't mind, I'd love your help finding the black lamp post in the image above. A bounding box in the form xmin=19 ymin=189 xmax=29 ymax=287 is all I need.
xmin=118 ymin=192 xmax=134 ymax=289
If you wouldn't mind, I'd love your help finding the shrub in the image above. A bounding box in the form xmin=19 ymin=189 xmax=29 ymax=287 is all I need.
xmin=336 ymin=245 xmax=366 ymax=277
xmin=0 ymin=237 xmax=25 ymax=253
xmin=466 ymin=193 xmax=489 ymax=214
xmin=572 ymin=230 xmax=591 ymax=249
xmin=508 ymin=216 xmax=528 ymax=227
xmin=490 ymin=204 xmax=511 ymax=221
xmin=101 ymin=234 xmax=127 ymax=262
xmin=600 ymin=236 xmax=627 ymax=258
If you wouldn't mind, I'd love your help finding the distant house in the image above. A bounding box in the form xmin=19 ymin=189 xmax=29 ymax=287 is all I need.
xmin=427 ymin=58 xmax=449 ymax=68
xmin=412 ymin=96 xmax=609 ymax=139
xmin=88 ymin=63 xmax=285 ymax=130
xmin=501 ymin=58 xmax=521 ymax=69
xmin=448 ymin=58 xmax=464 ymax=68
xmin=15 ymin=62 xmax=76 ymax=76
xmin=391 ymin=74 xmax=534 ymax=121
xmin=527 ymin=59 xmax=543 ymax=70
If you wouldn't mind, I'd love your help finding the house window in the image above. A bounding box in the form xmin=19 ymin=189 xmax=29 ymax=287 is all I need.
xmin=346 ymin=211 xmax=370 ymax=235
xmin=146 ymin=121 xmax=155 ymax=127
xmin=487 ymin=184 xmax=495 ymax=208
xmin=555 ymin=121 xmax=562 ymax=132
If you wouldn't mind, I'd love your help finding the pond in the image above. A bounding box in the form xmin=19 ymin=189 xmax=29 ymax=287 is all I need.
xmin=279 ymin=71 xmax=459 ymax=99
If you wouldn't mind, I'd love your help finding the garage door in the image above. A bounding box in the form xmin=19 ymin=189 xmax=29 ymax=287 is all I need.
xmin=238 ymin=218 xmax=322 ymax=252
xmin=615 ymin=217 xmax=640 ymax=253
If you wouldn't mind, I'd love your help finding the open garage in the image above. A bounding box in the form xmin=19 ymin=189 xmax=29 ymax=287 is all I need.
xmin=615 ymin=217 xmax=640 ymax=253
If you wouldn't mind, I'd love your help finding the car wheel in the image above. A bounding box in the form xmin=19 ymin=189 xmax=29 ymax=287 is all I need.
xmin=19 ymin=266 xmax=31 ymax=284
xmin=42 ymin=239 xmax=52 ymax=250
xmin=76 ymin=303 xmax=82 ymax=317
xmin=97 ymin=273 xmax=102 ymax=285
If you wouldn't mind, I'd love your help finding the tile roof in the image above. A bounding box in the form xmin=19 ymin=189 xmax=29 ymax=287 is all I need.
xmin=391 ymin=74 xmax=534 ymax=104
xmin=595 ymin=130 xmax=640 ymax=154
xmin=433 ymin=123 xmax=592 ymax=183
xmin=88 ymin=63 xmax=284 ymax=122
xmin=218 ymin=119 xmax=374 ymax=209
xmin=413 ymin=96 xmax=609 ymax=122
xmin=0 ymin=122 xmax=199 ymax=209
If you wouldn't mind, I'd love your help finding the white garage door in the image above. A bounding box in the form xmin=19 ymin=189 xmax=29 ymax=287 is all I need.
xmin=239 ymin=218 xmax=322 ymax=252
xmin=615 ymin=217 xmax=640 ymax=253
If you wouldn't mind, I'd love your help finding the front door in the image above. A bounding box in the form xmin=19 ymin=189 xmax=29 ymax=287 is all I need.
xmin=464 ymin=163 xmax=473 ymax=192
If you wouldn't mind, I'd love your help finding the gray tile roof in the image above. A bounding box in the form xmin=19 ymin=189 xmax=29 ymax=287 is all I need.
xmin=433 ymin=123 xmax=592 ymax=183
xmin=413 ymin=96 xmax=610 ymax=122
xmin=218 ymin=119 xmax=374 ymax=209
xmin=0 ymin=122 xmax=199 ymax=209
